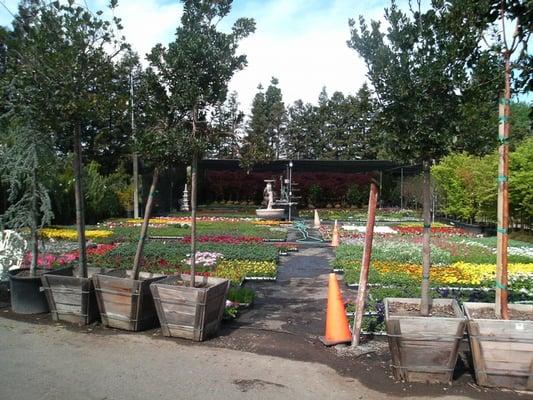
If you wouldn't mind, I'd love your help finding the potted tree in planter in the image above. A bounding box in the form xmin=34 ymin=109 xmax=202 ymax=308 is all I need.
xmin=348 ymin=1 xmax=494 ymax=383
xmin=1 ymin=1 xmax=129 ymax=323
xmin=0 ymin=120 xmax=66 ymax=314
xmin=92 ymin=62 xmax=176 ymax=331
xmin=145 ymin=0 xmax=255 ymax=341
xmin=463 ymin=1 xmax=533 ymax=391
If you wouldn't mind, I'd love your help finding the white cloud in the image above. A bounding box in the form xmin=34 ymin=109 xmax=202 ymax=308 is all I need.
xmin=0 ymin=0 xmax=390 ymax=112
xmin=92 ymin=0 xmax=182 ymax=62
xmin=227 ymin=0 xmax=387 ymax=112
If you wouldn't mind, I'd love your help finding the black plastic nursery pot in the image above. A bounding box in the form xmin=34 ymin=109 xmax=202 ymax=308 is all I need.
xmin=8 ymin=266 xmax=73 ymax=314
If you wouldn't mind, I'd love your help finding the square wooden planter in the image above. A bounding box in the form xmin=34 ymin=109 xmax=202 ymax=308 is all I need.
xmin=384 ymin=298 xmax=466 ymax=384
xmin=93 ymin=270 xmax=166 ymax=331
xmin=463 ymin=302 xmax=533 ymax=391
xmin=41 ymin=266 xmax=110 ymax=325
xmin=150 ymin=274 xmax=230 ymax=341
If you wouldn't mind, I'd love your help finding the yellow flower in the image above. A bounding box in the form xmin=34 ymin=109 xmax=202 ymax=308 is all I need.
xmin=40 ymin=228 xmax=112 ymax=241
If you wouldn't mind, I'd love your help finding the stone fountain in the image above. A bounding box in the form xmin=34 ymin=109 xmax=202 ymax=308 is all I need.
xmin=255 ymin=180 xmax=285 ymax=219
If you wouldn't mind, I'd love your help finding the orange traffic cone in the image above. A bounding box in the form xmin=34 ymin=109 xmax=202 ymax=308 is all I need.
xmin=331 ymin=220 xmax=340 ymax=247
xmin=314 ymin=209 xmax=321 ymax=229
xmin=320 ymin=273 xmax=352 ymax=346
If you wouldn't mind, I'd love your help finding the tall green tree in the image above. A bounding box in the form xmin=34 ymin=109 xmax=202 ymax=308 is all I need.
xmin=147 ymin=0 xmax=255 ymax=286
xmin=0 ymin=119 xmax=54 ymax=276
xmin=1 ymin=1 xmax=128 ymax=278
xmin=348 ymin=0 xmax=489 ymax=315
xmin=241 ymin=77 xmax=286 ymax=166
xmin=210 ymin=91 xmax=244 ymax=159
xmin=285 ymin=99 xmax=320 ymax=159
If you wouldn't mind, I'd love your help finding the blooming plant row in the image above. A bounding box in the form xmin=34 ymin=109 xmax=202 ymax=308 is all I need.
xmin=252 ymin=220 xmax=281 ymax=226
xmin=24 ymin=244 xmax=117 ymax=269
xmin=180 ymin=235 xmax=263 ymax=244
xmin=343 ymin=260 xmax=533 ymax=289
xmin=393 ymin=226 xmax=467 ymax=236
xmin=40 ymin=228 xmax=113 ymax=241
xmin=214 ymin=260 xmax=277 ymax=283
xmin=335 ymin=242 xmax=451 ymax=265
xmin=122 ymin=216 xmax=250 ymax=225
xmin=182 ymin=251 xmax=224 ymax=268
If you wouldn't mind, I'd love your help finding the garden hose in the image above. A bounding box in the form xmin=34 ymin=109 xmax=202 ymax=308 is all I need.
xmin=292 ymin=219 xmax=324 ymax=243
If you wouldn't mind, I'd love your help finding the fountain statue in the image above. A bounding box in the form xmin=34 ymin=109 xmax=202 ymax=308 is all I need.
xmin=255 ymin=180 xmax=285 ymax=219
xmin=180 ymin=184 xmax=189 ymax=211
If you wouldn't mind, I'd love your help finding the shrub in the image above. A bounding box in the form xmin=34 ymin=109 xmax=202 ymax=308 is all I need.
xmin=307 ymin=184 xmax=324 ymax=206
xmin=346 ymin=185 xmax=367 ymax=207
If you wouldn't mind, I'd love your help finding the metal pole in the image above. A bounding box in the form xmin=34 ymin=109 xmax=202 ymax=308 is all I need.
xmin=400 ymin=167 xmax=404 ymax=209
xmin=288 ymin=161 xmax=293 ymax=221
xmin=379 ymin=171 xmax=383 ymax=209
xmin=131 ymin=72 xmax=139 ymax=219
xmin=352 ymin=181 xmax=378 ymax=347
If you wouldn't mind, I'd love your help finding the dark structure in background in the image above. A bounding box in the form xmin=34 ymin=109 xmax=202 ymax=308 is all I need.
xmin=133 ymin=159 xmax=423 ymax=215
xmin=0 ymin=160 xmax=421 ymax=220
xmin=192 ymin=159 xmax=420 ymax=211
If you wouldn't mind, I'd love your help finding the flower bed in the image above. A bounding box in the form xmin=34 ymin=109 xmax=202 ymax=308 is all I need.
xmin=105 ymin=221 xmax=287 ymax=242
xmin=180 ymin=235 xmax=263 ymax=244
xmin=300 ymin=208 xmax=421 ymax=221
xmin=335 ymin=242 xmax=451 ymax=265
xmin=89 ymin=242 xmax=279 ymax=270
xmin=23 ymin=243 xmax=117 ymax=269
xmin=394 ymin=226 xmax=467 ymax=236
xmin=342 ymin=260 xmax=533 ymax=291
xmin=214 ymin=260 xmax=277 ymax=283
xmin=40 ymin=228 xmax=113 ymax=241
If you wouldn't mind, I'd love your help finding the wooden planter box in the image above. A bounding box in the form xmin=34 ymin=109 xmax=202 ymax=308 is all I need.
xmin=41 ymin=266 xmax=110 ymax=325
xmin=463 ymin=302 xmax=533 ymax=391
xmin=93 ymin=270 xmax=166 ymax=331
xmin=150 ymin=274 xmax=230 ymax=341
xmin=384 ymin=298 xmax=466 ymax=384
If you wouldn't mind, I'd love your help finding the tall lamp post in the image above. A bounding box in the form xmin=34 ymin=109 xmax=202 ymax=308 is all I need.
xmin=288 ymin=161 xmax=293 ymax=222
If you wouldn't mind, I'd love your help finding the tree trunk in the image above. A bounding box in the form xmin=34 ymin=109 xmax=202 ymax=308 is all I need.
xmin=190 ymin=152 xmax=198 ymax=287
xmin=132 ymin=168 xmax=159 ymax=280
xmin=189 ymin=103 xmax=199 ymax=288
xmin=133 ymin=153 xmax=140 ymax=219
xmin=30 ymin=156 xmax=38 ymax=277
xmin=495 ymin=50 xmax=511 ymax=320
xmin=73 ymin=125 xmax=88 ymax=278
xmin=420 ymin=162 xmax=432 ymax=316
xmin=352 ymin=181 xmax=378 ymax=347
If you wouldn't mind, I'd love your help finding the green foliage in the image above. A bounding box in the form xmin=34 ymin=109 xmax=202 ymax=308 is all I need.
xmin=307 ymin=184 xmax=324 ymax=207
xmin=348 ymin=1 xmax=493 ymax=164
xmin=145 ymin=0 xmax=256 ymax=162
xmin=85 ymin=162 xmax=130 ymax=224
xmin=227 ymin=286 xmax=255 ymax=304
xmin=0 ymin=122 xmax=54 ymax=231
xmin=240 ymin=78 xmax=286 ymax=169
xmin=433 ymin=138 xmax=533 ymax=224
xmin=346 ymin=185 xmax=368 ymax=207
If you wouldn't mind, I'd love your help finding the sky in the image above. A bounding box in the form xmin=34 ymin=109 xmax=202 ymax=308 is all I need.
xmin=0 ymin=0 xmax=529 ymax=112
xmin=0 ymin=0 xmax=396 ymax=112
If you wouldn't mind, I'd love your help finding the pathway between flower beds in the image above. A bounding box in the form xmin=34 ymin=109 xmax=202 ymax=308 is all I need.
xmin=237 ymin=246 xmax=331 ymax=336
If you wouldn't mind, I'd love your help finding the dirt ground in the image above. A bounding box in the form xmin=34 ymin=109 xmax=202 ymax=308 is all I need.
xmin=0 ymin=246 xmax=531 ymax=399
